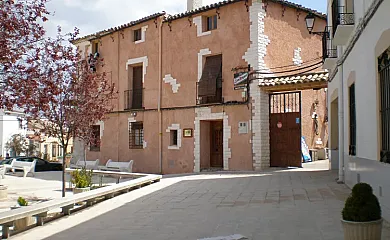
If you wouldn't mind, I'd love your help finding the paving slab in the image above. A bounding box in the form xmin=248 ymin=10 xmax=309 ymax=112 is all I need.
xmin=7 ymin=161 xmax=390 ymax=240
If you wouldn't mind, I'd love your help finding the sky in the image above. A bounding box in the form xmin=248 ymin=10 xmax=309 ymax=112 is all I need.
xmin=44 ymin=0 xmax=327 ymax=38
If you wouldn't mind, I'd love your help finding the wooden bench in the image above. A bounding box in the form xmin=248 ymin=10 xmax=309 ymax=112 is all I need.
xmin=0 ymin=172 xmax=162 ymax=239
xmin=99 ymin=160 xmax=134 ymax=173
xmin=6 ymin=160 xmax=36 ymax=178
xmin=71 ymin=159 xmax=100 ymax=170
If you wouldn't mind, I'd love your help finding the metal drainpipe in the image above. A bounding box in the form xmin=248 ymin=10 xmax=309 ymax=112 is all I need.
xmin=338 ymin=46 xmax=345 ymax=183
xmin=158 ymin=17 xmax=163 ymax=174
xmin=117 ymin=31 xmax=121 ymax=162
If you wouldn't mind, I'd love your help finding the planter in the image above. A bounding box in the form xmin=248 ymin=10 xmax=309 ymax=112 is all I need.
xmin=0 ymin=185 xmax=8 ymax=200
xmin=73 ymin=187 xmax=90 ymax=194
xmin=341 ymin=219 xmax=383 ymax=240
xmin=10 ymin=206 xmax=35 ymax=231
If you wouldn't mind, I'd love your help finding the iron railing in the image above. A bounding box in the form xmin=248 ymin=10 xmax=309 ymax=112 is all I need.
xmin=124 ymin=88 xmax=143 ymax=110
xmin=332 ymin=1 xmax=355 ymax=36
xmin=380 ymin=63 xmax=390 ymax=163
xmin=322 ymin=27 xmax=338 ymax=61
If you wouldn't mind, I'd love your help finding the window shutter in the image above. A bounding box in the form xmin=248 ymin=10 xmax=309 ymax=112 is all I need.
xmin=198 ymin=55 xmax=222 ymax=97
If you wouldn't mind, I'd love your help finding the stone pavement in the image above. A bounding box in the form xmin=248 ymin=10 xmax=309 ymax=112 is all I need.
xmin=11 ymin=161 xmax=390 ymax=240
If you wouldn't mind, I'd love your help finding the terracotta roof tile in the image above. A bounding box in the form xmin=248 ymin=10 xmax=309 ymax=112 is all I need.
xmin=165 ymin=0 xmax=326 ymax=22
xmin=259 ymin=72 xmax=329 ymax=87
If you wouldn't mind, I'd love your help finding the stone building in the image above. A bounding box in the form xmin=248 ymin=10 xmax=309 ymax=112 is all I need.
xmin=73 ymin=0 xmax=328 ymax=174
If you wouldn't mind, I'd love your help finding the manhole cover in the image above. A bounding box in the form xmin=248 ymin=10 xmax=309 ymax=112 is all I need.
xmin=198 ymin=234 xmax=248 ymax=240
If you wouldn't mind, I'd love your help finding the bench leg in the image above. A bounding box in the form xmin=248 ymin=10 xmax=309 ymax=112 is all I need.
xmin=61 ymin=205 xmax=74 ymax=215
xmin=2 ymin=222 xmax=13 ymax=239
xmin=116 ymin=177 xmax=121 ymax=184
xmin=35 ymin=212 xmax=48 ymax=226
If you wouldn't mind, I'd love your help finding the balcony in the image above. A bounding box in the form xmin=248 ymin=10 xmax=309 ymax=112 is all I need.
xmin=332 ymin=3 xmax=355 ymax=46
xmin=322 ymin=27 xmax=338 ymax=70
xmin=124 ymin=89 xmax=143 ymax=110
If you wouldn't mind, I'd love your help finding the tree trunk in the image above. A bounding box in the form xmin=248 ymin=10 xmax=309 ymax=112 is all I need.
xmin=62 ymin=146 xmax=67 ymax=197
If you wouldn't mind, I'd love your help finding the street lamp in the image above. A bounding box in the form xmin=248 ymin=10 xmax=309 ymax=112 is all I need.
xmin=305 ymin=13 xmax=316 ymax=34
xmin=305 ymin=12 xmax=327 ymax=36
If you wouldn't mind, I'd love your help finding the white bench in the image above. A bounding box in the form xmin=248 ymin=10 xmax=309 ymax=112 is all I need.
xmin=0 ymin=166 xmax=5 ymax=179
xmin=8 ymin=160 xmax=36 ymax=177
xmin=72 ymin=159 xmax=100 ymax=170
xmin=99 ymin=160 xmax=133 ymax=173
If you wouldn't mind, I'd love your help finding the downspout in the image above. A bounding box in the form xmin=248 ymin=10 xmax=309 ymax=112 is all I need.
xmin=338 ymin=46 xmax=345 ymax=183
xmin=158 ymin=17 xmax=163 ymax=174
xmin=117 ymin=32 xmax=121 ymax=162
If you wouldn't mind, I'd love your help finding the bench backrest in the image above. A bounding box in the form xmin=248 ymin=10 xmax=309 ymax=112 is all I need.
xmin=11 ymin=160 xmax=36 ymax=171
xmin=76 ymin=159 xmax=99 ymax=170
xmin=105 ymin=160 xmax=133 ymax=172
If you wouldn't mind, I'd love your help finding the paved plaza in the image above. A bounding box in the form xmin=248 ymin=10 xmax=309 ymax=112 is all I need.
xmin=8 ymin=161 xmax=390 ymax=240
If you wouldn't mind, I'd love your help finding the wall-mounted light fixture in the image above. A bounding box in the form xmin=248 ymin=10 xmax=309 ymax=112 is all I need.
xmin=305 ymin=13 xmax=328 ymax=36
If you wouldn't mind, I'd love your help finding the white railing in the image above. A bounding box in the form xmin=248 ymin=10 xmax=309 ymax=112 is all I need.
xmin=0 ymin=172 xmax=161 ymax=239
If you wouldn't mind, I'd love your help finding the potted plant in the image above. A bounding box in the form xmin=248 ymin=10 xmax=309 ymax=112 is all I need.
xmin=12 ymin=197 xmax=35 ymax=231
xmin=341 ymin=183 xmax=382 ymax=240
xmin=71 ymin=168 xmax=93 ymax=194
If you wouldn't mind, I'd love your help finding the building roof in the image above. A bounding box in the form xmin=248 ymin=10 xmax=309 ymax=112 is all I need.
xmin=259 ymin=72 xmax=329 ymax=87
xmin=165 ymin=0 xmax=326 ymax=22
xmin=73 ymin=0 xmax=325 ymax=43
xmin=73 ymin=12 xmax=166 ymax=43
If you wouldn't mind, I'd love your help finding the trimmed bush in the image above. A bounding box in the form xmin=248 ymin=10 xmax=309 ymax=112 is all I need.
xmin=17 ymin=197 xmax=28 ymax=206
xmin=342 ymin=183 xmax=381 ymax=222
xmin=71 ymin=168 xmax=93 ymax=188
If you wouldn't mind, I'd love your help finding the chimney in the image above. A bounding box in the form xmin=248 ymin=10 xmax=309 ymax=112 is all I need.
xmin=187 ymin=0 xmax=202 ymax=11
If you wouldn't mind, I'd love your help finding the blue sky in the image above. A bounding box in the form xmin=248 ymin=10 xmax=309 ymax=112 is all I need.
xmin=44 ymin=0 xmax=327 ymax=37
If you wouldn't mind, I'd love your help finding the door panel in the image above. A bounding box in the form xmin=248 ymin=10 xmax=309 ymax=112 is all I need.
xmin=270 ymin=92 xmax=302 ymax=168
xmin=210 ymin=121 xmax=223 ymax=168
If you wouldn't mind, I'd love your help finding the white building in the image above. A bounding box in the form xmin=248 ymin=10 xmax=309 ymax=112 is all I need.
xmin=323 ymin=0 xmax=390 ymax=221
xmin=0 ymin=110 xmax=26 ymax=157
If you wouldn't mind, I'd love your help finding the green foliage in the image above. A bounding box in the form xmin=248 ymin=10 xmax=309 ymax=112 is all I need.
xmin=342 ymin=183 xmax=381 ymax=222
xmin=71 ymin=168 xmax=93 ymax=188
xmin=5 ymin=134 xmax=27 ymax=156
xmin=17 ymin=197 xmax=28 ymax=206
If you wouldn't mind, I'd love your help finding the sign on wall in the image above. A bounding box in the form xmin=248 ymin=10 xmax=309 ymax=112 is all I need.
xmin=234 ymin=72 xmax=249 ymax=90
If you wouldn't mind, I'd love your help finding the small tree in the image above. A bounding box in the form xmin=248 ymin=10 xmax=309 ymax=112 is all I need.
xmin=0 ymin=0 xmax=50 ymax=110
xmin=28 ymin=29 xmax=116 ymax=197
xmin=5 ymin=134 xmax=27 ymax=156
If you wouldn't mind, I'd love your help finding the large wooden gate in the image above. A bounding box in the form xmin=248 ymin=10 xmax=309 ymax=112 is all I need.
xmin=270 ymin=92 xmax=302 ymax=168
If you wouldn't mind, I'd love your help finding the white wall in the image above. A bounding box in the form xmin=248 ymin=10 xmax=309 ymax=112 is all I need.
xmin=0 ymin=111 xmax=26 ymax=157
xmin=328 ymin=0 xmax=390 ymax=221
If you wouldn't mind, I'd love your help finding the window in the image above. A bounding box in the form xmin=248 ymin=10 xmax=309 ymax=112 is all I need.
xmin=52 ymin=144 xmax=57 ymax=157
xmin=170 ymin=130 xmax=178 ymax=146
xmin=349 ymin=84 xmax=356 ymax=156
xmin=198 ymin=54 xmax=223 ymax=104
xmin=129 ymin=122 xmax=143 ymax=149
xmin=90 ymin=125 xmax=101 ymax=152
xmin=379 ymin=48 xmax=390 ymax=163
xmin=206 ymin=15 xmax=218 ymax=31
xmin=134 ymin=29 xmax=142 ymax=42
xmin=125 ymin=66 xmax=143 ymax=110
xmin=92 ymin=42 xmax=99 ymax=54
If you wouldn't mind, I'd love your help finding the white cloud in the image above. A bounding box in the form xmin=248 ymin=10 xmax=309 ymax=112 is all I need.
xmin=44 ymin=0 xmax=221 ymax=37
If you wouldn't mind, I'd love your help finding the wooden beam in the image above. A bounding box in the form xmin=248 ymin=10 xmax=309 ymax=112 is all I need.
xmin=260 ymin=81 xmax=327 ymax=92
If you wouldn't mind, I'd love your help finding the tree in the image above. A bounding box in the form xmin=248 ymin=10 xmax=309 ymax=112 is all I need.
xmin=0 ymin=0 xmax=50 ymax=110
xmin=29 ymin=29 xmax=116 ymax=197
xmin=5 ymin=134 xmax=27 ymax=156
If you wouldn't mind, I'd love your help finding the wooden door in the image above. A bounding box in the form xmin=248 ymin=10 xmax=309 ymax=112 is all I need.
xmin=210 ymin=121 xmax=223 ymax=168
xmin=270 ymin=92 xmax=302 ymax=168
xmin=132 ymin=66 xmax=143 ymax=109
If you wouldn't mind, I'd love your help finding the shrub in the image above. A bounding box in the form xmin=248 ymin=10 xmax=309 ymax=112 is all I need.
xmin=342 ymin=183 xmax=381 ymax=222
xmin=17 ymin=197 xmax=28 ymax=206
xmin=71 ymin=168 xmax=93 ymax=188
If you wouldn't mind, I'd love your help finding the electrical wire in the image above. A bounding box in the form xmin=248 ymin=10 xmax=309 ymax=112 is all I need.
xmin=252 ymin=60 xmax=323 ymax=75
xmin=268 ymin=57 xmax=323 ymax=70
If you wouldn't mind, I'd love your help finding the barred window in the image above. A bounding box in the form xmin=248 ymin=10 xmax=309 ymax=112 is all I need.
xmin=349 ymin=84 xmax=356 ymax=156
xmin=90 ymin=125 xmax=101 ymax=152
xmin=129 ymin=122 xmax=144 ymax=149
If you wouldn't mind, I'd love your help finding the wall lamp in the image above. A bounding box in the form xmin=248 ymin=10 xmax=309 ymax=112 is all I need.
xmin=305 ymin=13 xmax=328 ymax=36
